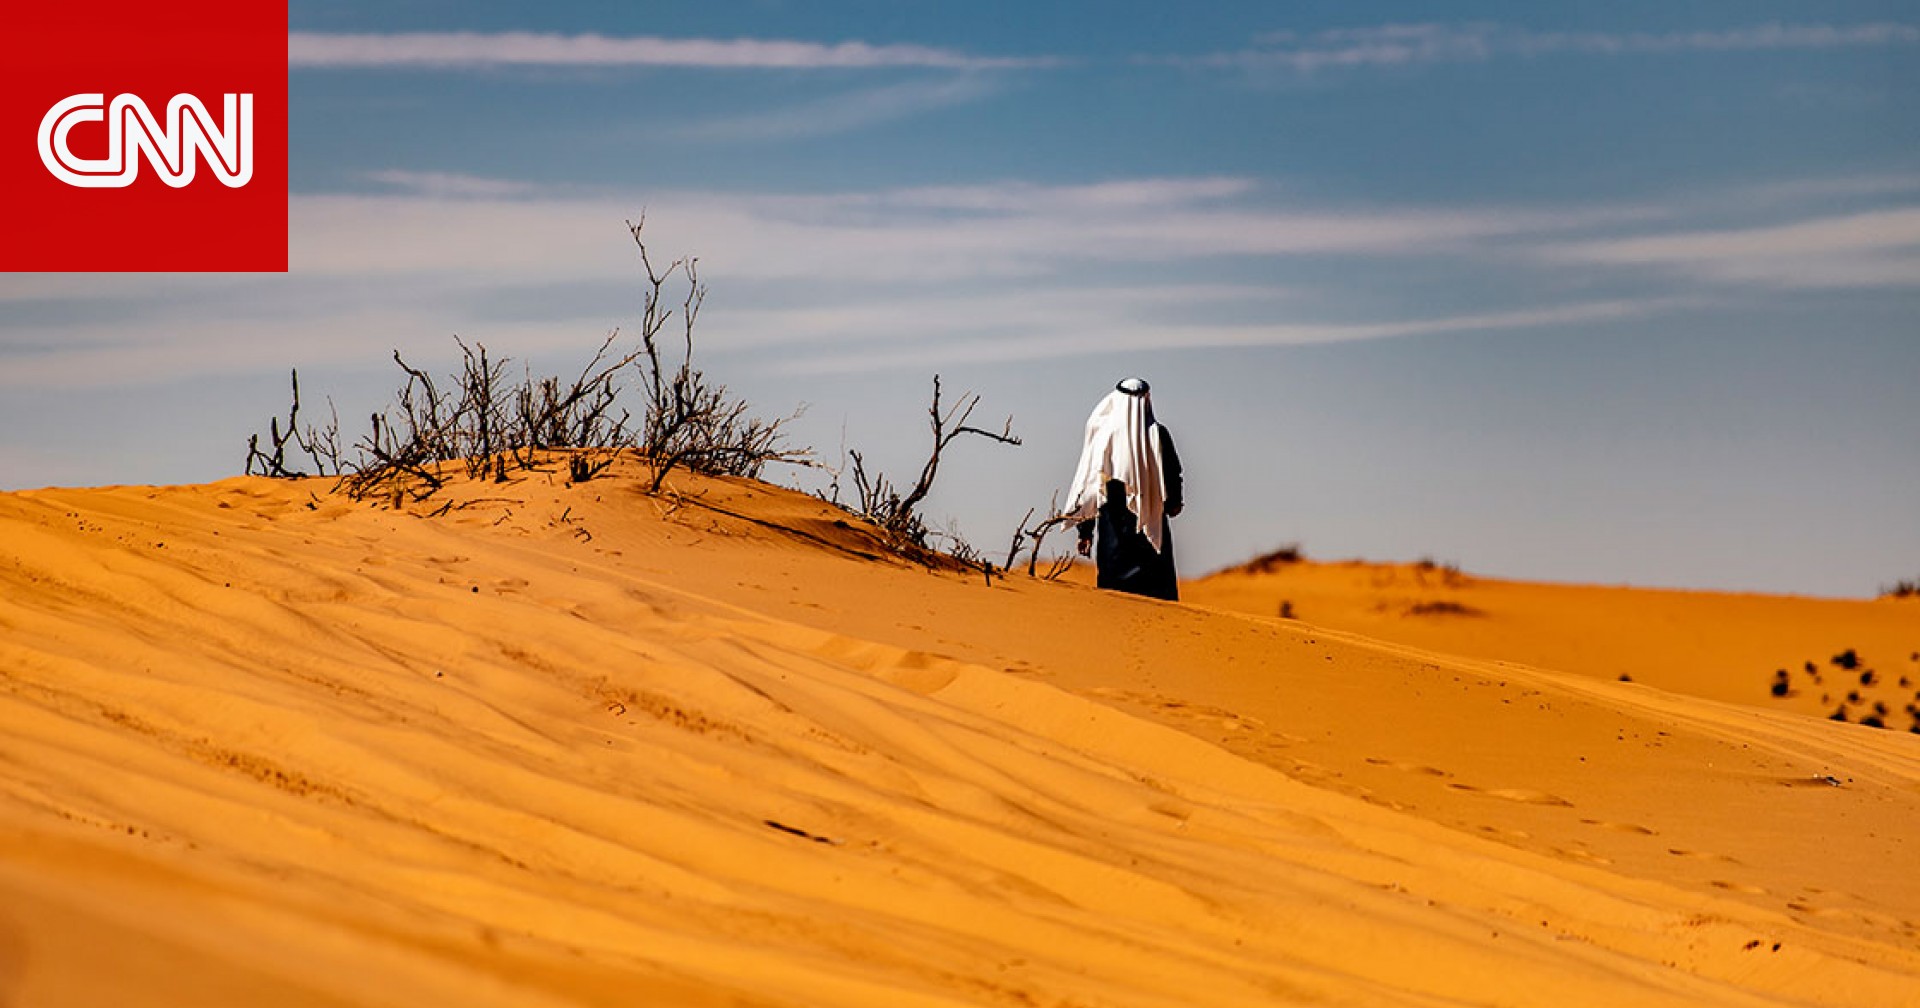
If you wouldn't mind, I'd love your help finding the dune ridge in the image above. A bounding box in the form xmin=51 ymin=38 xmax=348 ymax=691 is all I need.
xmin=2 ymin=459 xmax=1917 ymax=1006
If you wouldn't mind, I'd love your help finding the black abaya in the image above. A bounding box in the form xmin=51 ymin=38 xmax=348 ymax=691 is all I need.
xmin=1078 ymin=425 xmax=1183 ymax=601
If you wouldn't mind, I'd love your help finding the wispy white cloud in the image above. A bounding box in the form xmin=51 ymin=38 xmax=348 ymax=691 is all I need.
xmin=287 ymin=31 xmax=1052 ymax=70
xmin=782 ymin=297 xmax=1687 ymax=374
xmin=364 ymin=170 xmax=549 ymax=198
xmin=676 ymin=75 xmax=1003 ymax=142
xmin=1551 ymin=207 xmax=1920 ymax=288
xmin=275 ymin=181 xmax=1646 ymax=286
xmin=1184 ymin=21 xmax=1920 ymax=74
xmin=823 ymin=177 xmax=1259 ymax=213
xmin=1731 ymin=173 xmax=1920 ymax=204
xmin=1228 ymin=23 xmax=1497 ymax=72
xmin=704 ymin=283 xmax=1301 ymax=352
xmin=1507 ymin=22 xmax=1920 ymax=55
xmin=5 ymin=173 xmax=1913 ymax=388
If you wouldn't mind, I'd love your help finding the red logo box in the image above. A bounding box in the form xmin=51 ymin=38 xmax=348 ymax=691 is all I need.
xmin=2 ymin=2 xmax=287 ymax=271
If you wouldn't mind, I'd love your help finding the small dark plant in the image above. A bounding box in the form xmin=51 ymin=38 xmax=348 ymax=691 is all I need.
xmin=1405 ymin=600 xmax=1483 ymax=617
xmin=1230 ymin=543 xmax=1304 ymax=575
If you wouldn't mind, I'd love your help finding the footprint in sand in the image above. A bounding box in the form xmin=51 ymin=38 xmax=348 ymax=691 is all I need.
xmin=1148 ymin=799 xmax=1196 ymax=824
xmin=1580 ymin=818 xmax=1658 ymax=835
xmin=1778 ymin=775 xmax=1848 ymax=789
xmin=1448 ymin=783 xmax=1574 ymax=807
xmin=1667 ymin=848 xmax=1742 ymax=864
xmin=1287 ymin=759 xmax=1337 ymax=782
xmin=1785 ymin=901 xmax=1852 ymax=920
xmin=1711 ymin=880 xmax=1768 ymax=895
xmin=1366 ymin=758 xmax=1453 ymax=778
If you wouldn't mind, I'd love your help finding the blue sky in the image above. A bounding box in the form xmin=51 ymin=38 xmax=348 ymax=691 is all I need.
xmin=3 ymin=2 xmax=1917 ymax=596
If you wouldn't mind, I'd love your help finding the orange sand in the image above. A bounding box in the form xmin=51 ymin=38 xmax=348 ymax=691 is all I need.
xmin=1186 ymin=555 xmax=1920 ymax=724
xmin=2 ymin=458 xmax=1917 ymax=1006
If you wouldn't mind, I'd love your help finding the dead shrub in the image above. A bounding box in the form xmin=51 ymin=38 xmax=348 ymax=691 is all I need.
xmin=247 ymin=219 xmax=806 ymax=503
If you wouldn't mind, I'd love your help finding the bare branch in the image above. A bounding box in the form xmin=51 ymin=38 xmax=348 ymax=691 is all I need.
xmin=246 ymin=369 xmax=309 ymax=478
xmin=1004 ymin=507 xmax=1035 ymax=572
xmin=889 ymin=375 xmax=1021 ymax=541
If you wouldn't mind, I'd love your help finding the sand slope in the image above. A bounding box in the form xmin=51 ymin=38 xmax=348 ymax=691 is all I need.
xmin=1186 ymin=556 xmax=1920 ymax=724
xmin=2 ymin=459 xmax=1917 ymax=1006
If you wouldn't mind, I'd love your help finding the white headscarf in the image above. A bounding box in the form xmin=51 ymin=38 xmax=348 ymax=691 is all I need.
xmin=1064 ymin=379 xmax=1168 ymax=552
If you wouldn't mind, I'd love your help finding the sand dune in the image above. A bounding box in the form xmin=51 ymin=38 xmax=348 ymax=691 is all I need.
xmin=2 ymin=459 xmax=1917 ymax=1006
xmin=1186 ymin=554 xmax=1920 ymax=725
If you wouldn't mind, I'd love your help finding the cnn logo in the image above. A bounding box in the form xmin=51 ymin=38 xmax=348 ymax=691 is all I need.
xmin=6 ymin=2 xmax=284 ymax=270
xmin=38 ymin=92 xmax=253 ymax=188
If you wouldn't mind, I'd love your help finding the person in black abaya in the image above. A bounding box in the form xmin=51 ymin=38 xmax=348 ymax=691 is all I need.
xmin=1064 ymin=377 xmax=1183 ymax=601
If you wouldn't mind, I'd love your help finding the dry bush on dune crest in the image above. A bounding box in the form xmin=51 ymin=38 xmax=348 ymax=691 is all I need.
xmin=246 ymin=220 xmax=807 ymax=503
xmin=246 ymin=222 xmax=1042 ymax=579
xmin=843 ymin=374 xmax=1023 ymax=571
xmin=1405 ymin=600 xmax=1485 ymax=617
xmin=624 ymin=220 xmax=807 ymax=495
xmin=1224 ymin=542 xmax=1305 ymax=575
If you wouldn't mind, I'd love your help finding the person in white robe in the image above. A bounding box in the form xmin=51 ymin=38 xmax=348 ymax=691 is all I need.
xmin=1063 ymin=377 xmax=1183 ymax=600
